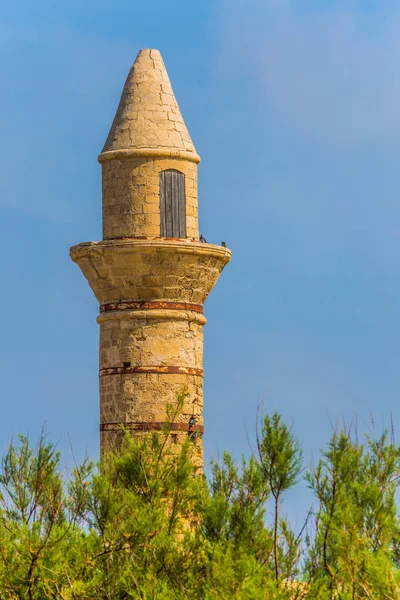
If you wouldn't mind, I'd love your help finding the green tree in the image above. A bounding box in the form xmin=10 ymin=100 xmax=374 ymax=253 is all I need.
xmin=257 ymin=412 xmax=303 ymax=582
xmin=0 ymin=432 xmax=85 ymax=598
xmin=306 ymin=423 xmax=400 ymax=599
xmin=0 ymin=409 xmax=400 ymax=598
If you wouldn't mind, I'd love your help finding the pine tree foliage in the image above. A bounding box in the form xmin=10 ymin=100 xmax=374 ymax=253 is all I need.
xmin=0 ymin=406 xmax=400 ymax=598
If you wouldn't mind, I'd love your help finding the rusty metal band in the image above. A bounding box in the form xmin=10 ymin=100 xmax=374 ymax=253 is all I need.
xmin=100 ymin=422 xmax=204 ymax=433
xmin=99 ymin=365 xmax=204 ymax=377
xmin=100 ymin=301 xmax=203 ymax=314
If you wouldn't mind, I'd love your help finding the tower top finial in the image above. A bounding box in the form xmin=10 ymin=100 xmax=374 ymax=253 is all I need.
xmin=100 ymin=48 xmax=199 ymax=161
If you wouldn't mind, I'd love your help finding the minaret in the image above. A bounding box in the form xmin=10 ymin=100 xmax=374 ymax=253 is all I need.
xmin=70 ymin=49 xmax=231 ymax=460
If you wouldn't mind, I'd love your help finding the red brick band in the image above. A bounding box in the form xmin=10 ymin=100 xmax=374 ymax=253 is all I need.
xmin=100 ymin=301 xmax=203 ymax=314
xmin=99 ymin=365 xmax=204 ymax=377
xmin=100 ymin=421 xmax=204 ymax=433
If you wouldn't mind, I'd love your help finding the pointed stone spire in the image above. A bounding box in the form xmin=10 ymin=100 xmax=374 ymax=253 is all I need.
xmin=100 ymin=49 xmax=199 ymax=160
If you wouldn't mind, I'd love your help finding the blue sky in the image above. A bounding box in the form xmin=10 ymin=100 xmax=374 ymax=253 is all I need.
xmin=1 ymin=0 xmax=400 ymax=522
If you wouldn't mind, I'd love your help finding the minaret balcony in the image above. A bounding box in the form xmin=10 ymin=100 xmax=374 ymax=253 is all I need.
xmin=70 ymin=238 xmax=231 ymax=306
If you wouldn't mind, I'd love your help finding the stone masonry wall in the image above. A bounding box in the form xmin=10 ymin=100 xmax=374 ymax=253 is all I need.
xmin=99 ymin=372 xmax=203 ymax=429
xmin=102 ymin=157 xmax=198 ymax=240
xmin=71 ymin=241 xmax=230 ymax=305
xmin=98 ymin=308 xmax=205 ymax=456
xmin=99 ymin=314 xmax=203 ymax=370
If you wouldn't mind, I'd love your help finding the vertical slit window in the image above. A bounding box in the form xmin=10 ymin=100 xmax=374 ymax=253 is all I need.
xmin=160 ymin=169 xmax=186 ymax=237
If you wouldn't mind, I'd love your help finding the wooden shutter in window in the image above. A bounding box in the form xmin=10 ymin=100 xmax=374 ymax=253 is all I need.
xmin=160 ymin=170 xmax=186 ymax=237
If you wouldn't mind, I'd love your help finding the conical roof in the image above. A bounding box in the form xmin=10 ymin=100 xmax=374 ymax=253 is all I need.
xmin=100 ymin=49 xmax=199 ymax=161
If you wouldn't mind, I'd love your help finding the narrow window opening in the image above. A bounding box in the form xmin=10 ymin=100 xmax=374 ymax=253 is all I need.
xmin=160 ymin=169 xmax=186 ymax=237
xmin=171 ymin=434 xmax=178 ymax=444
xmin=122 ymin=361 xmax=131 ymax=368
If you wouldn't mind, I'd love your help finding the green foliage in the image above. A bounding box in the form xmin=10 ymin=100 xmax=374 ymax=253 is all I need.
xmin=257 ymin=412 xmax=303 ymax=581
xmin=305 ymin=425 xmax=400 ymax=599
xmin=0 ymin=410 xmax=400 ymax=598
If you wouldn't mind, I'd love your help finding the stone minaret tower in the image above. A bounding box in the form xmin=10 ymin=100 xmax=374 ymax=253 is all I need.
xmin=70 ymin=49 xmax=231 ymax=460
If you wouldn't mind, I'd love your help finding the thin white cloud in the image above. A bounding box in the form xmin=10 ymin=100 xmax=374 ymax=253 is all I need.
xmin=216 ymin=1 xmax=400 ymax=143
